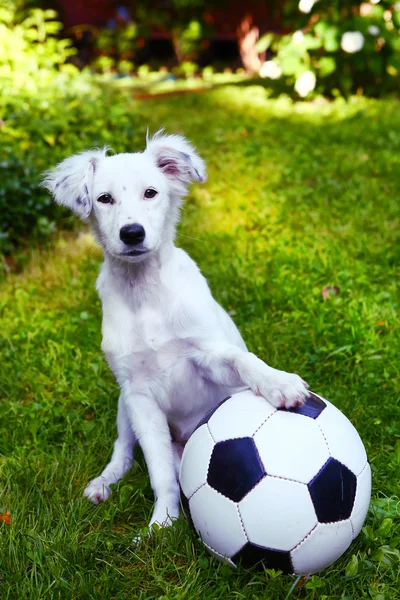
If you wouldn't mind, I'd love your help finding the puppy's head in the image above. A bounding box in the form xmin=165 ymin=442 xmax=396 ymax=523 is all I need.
xmin=41 ymin=131 xmax=206 ymax=262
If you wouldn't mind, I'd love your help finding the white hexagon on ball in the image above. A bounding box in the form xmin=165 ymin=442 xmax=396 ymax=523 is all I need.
xmin=351 ymin=462 xmax=372 ymax=537
xmin=254 ymin=410 xmax=330 ymax=484
xmin=179 ymin=424 xmax=214 ymax=499
xmin=316 ymin=399 xmax=367 ymax=476
xmin=291 ymin=520 xmax=354 ymax=574
xmin=207 ymin=389 xmax=276 ymax=442
xmin=239 ymin=476 xmax=318 ymax=551
xmin=189 ymin=483 xmax=247 ymax=559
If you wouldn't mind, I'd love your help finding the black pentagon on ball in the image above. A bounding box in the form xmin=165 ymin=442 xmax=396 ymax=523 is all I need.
xmin=308 ymin=457 xmax=357 ymax=523
xmin=232 ymin=542 xmax=293 ymax=573
xmin=207 ymin=437 xmax=265 ymax=502
xmin=279 ymin=392 xmax=327 ymax=419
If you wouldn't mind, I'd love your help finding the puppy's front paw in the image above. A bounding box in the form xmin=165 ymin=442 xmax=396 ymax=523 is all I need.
xmin=132 ymin=500 xmax=180 ymax=546
xmin=83 ymin=476 xmax=112 ymax=504
xmin=149 ymin=498 xmax=180 ymax=529
xmin=253 ymin=369 xmax=309 ymax=409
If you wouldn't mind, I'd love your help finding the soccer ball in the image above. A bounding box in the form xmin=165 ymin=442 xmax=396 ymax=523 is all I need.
xmin=179 ymin=390 xmax=371 ymax=574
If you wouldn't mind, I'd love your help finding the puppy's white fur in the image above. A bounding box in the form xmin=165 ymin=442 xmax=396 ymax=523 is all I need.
xmin=42 ymin=132 xmax=308 ymax=530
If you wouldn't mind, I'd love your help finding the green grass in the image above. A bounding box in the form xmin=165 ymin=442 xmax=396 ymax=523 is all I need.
xmin=0 ymin=88 xmax=399 ymax=599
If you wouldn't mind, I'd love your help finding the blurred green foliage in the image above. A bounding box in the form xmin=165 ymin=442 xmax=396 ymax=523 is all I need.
xmin=0 ymin=3 xmax=73 ymax=252
xmin=258 ymin=0 xmax=400 ymax=97
xmin=91 ymin=1 xmax=208 ymax=72
xmin=136 ymin=0 xmax=206 ymax=64
xmin=0 ymin=3 xmax=143 ymax=254
xmin=94 ymin=21 xmax=140 ymax=74
xmin=0 ymin=3 xmax=76 ymax=91
xmin=1 ymin=80 xmax=142 ymax=254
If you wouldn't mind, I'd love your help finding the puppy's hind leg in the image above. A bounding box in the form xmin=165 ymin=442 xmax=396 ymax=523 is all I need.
xmin=84 ymin=394 xmax=136 ymax=504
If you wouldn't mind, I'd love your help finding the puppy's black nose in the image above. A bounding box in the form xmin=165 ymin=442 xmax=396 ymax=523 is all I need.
xmin=119 ymin=223 xmax=146 ymax=245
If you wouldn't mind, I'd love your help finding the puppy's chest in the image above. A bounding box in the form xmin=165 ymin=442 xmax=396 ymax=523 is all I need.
xmin=130 ymin=305 xmax=171 ymax=351
xmin=102 ymin=299 xmax=176 ymax=358
xmin=103 ymin=301 xmax=195 ymax=394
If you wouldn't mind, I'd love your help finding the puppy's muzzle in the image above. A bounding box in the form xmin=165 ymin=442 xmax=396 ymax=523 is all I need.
xmin=120 ymin=223 xmax=146 ymax=246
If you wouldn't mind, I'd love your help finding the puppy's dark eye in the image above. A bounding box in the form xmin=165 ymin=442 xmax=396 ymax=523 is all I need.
xmin=144 ymin=188 xmax=158 ymax=199
xmin=97 ymin=193 xmax=113 ymax=204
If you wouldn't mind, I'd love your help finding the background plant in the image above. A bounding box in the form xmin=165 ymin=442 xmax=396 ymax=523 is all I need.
xmin=135 ymin=0 xmax=208 ymax=66
xmin=257 ymin=0 xmax=400 ymax=97
xmin=0 ymin=2 xmax=143 ymax=255
xmin=0 ymin=1 xmax=76 ymax=94
xmin=94 ymin=15 xmax=140 ymax=74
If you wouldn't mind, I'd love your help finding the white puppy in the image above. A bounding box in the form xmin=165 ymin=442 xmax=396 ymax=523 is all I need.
xmin=42 ymin=132 xmax=308 ymax=531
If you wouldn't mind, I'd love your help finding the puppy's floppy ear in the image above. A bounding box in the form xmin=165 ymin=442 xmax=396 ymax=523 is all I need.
xmin=41 ymin=148 xmax=108 ymax=219
xmin=145 ymin=130 xmax=207 ymax=186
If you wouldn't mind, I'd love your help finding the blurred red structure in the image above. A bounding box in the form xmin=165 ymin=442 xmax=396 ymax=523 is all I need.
xmin=58 ymin=0 xmax=116 ymax=29
xmin=57 ymin=1 xmax=286 ymax=70
xmin=206 ymin=4 xmax=282 ymax=40
xmin=57 ymin=1 xmax=283 ymax=37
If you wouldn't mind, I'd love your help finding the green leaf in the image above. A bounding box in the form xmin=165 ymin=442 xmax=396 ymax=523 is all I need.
xmin=26 ymin=550 xmax=42 ymax=566
xmin=43 ymin=134 xmax=55 ymax=147
xmin=198 ymin=556 xmax=209 ymax=569
xmin=375 ymin=518 xmax=393 ymax=538
xmin=303 ymin=34 xmax=322 ymax=50
xmin=118 ymin=485 xmax=133 ymax=509
xmin=314 ymin=22 xmax=340 ymax=52
xmin=305 ymin=575 xmax=324 ymax=589
xmin=370 ymin=498 xmax=399 ymax=519
xmin=279 ymin=52 xmax=304 ymax=76
xmin=345 ymin=554 xmax=359 ymax=577
xmin=319 ymin=57 xmax=336 ymax=77
xmin=256 ymin=33 xmax=274 ymax=53
xmin=264 ymin=568 xmax=283 ymax=579
xmin=371 ymin=545 xmax=400 ymax=567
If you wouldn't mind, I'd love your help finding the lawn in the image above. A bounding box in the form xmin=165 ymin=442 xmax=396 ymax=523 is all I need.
xmin=0 ymin=87 xmax=399 ymax=599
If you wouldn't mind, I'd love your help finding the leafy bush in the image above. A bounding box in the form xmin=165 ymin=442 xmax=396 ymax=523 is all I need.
xmin=0 ymin=150 xmax=59 ymax=254
xmin=0 ymin=3 xmax=77 ymax=96
xmin=94 ymin=20 xmax=140 ymax=74
xmin=136 ymin=1 xmax=206 ymax=64
xmin=257 ymin=0 xmax=400 ymax=97
xmin=0 ymin=4 xmax=144 ymax=255
xmin=92 ymin=2 xmax=206 ymax=72
xmin=1 ymin=80 xmax=143 ymax=254
xmin=0 ymin=4 xmax=74 ymax=253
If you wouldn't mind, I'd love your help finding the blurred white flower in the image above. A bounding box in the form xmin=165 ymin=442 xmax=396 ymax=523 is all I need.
xmin=259 ymin=61 xmax=282 ymax=79
xmin=368 ymin=25 xmax=380 ymax=35
xmin=383 ymin=10 xmax=392 ymax=20
xmin=299 ymin=0 xmax=316 ymax=14
xmin=294 ymin=70 xmax=316 ymax=97
xmin=370 ymin=0 xmax=380 ymax=4
xmin=341 ymin=31 xmax=365 ymax=53
xmin=360 ymin=3 xmax=373 ymax=16
xmin=395 ymin=2 xmax=400 ymax=10
xmin=292 ymin=30 xmax=305 ymax=44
